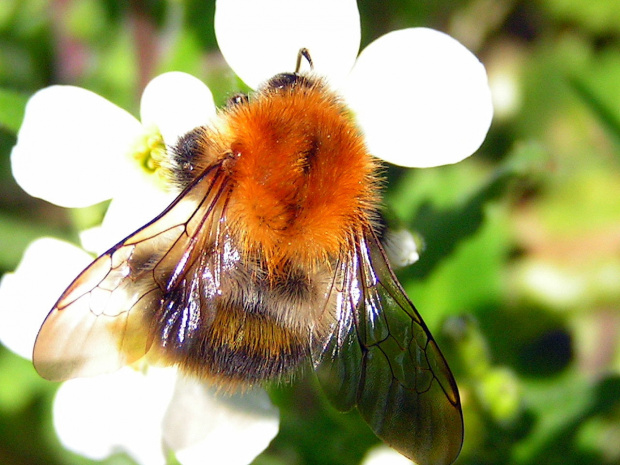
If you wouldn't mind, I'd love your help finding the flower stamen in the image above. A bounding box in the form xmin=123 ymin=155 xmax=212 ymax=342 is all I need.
xmin=131 ymin=127 xmax=169 ymax=187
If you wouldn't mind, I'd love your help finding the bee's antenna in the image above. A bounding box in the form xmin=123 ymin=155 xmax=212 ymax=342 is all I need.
xmin=295 ymin=48 xmax=313 ymax=73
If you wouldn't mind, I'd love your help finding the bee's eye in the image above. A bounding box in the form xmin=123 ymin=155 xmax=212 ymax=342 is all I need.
xmin=227 ymin=93 xmax=249 ymax=108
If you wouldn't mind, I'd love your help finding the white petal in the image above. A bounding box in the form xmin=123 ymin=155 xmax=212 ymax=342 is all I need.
xmin=0 ymin=238 xmax=92 ymax=360
xmin=81 ymin=177 xmax=179 ymax=254
xmin=362 ymin=445 xmax=412 ymax=465
xmin=11 ymin=86 xmax=143 ymax=207
xmin=141 ymin=72 xmax=217 ymax=147
xmin=345 ymin=28 xmax=493 ymax=167
xmin=383 ymin=229 xmax=420 ymax=269
xmin=215 ymin=0 xmax=360 ymax=89
xmin=163 ymin=375 xmax=279 ymax=465
xmin=53 ymin=367 xmax=177 ymax=464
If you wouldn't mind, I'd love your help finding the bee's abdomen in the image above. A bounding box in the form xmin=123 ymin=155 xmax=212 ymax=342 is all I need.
xmin=147 ymin=225 xmax=336 ymax=388
xmin=152 ymin=273 xmax=317 ymax=388
xmin=199 ymin=301 xmax=308 ymax=384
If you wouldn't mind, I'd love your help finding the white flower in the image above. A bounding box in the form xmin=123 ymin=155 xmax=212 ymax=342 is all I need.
xmin=54 ymin=367 xmax=278 ymax=465
xmin=11 ymin=71 xmax=217 ymax=253
xmin=1 ymin=0 xmax=493 ymax=463
xmin=0 ymin=238 xmax=92 ymax=359
xmin=215 ymin=0 xmax=493 ymax=168
xmin=1 ymin=71 xmax=279 ymax=465
xmin=0 ymin=239 xmax=278 ymax=465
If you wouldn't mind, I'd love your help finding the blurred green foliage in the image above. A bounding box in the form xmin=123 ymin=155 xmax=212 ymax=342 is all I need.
xmin=1 ymin=0 xmax=620 ymax=464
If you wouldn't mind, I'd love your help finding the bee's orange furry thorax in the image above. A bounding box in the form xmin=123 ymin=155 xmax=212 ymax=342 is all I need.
xmin=214 ymin=79 xmax=379 ymax=269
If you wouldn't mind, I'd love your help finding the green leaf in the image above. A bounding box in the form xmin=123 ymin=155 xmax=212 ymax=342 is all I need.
xmin=570 ymin=76 xmax=620 ymax=154
xmin=0 ymin=87 xmax=28 ymax=134
xmin=0 ymin=212 xmax=71 ymax=271
xmin=406 ymin=143 xmax=547 ymax=281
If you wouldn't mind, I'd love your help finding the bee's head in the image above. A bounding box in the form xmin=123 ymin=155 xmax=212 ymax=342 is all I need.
xmin=264 ymin=72 xmax=314 ymax=91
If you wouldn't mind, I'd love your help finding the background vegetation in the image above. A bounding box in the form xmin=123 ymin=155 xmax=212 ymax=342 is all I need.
xmin=1 ymin=0 xmax=619 ymax=464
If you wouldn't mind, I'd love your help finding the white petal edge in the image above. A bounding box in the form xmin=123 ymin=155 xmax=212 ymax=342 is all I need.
xmin=0 ymin=238 xmax=92 ymax=359
xmin=141 ymin=72 xmax=217 ymax=147
xmin=215 ymin=0 xmax=360 ymax=89
xmin=344 ymin=28 xmax=493 ymax=168
xmin=362 ymin=445 xmax=412 ymax=465
xmin=163 ymin=375 xmax=279 ymax=465
xmin=53 ymin=367 xmax=178 ymax=464
xmin=11 ymin=86 xmax=143 ymax=207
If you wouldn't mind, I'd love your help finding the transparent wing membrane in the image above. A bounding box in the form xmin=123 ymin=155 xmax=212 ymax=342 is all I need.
xmin=317 ymin=228 xmax=463 ymax=465
xmin=33 ymin=166 xmax=228 ymax=381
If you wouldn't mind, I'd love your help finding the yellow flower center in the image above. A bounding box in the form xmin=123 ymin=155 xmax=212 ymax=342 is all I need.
xmin=131 ymin=127 xmax=169 ymax=189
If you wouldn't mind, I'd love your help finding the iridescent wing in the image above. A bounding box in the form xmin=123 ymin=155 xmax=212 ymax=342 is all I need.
xmin=33 ymin=165 xmax=230 ymax=381
xmin=316 ymin=227 xmax=463 ymax=465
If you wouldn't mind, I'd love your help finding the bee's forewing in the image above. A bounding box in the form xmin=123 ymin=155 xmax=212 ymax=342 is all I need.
xmin=317 ymin=229 xmax=463 ymax=465
xmin=33 ymin=166 xmax=227 ymax=381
